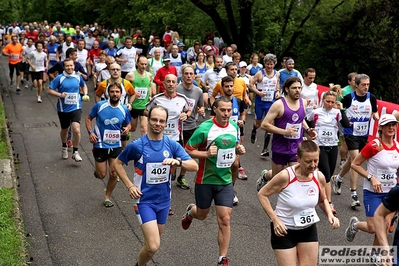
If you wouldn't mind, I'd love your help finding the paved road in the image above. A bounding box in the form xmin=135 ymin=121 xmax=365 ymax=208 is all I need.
xmin=0 ymin=56 xmax=389 ymax=266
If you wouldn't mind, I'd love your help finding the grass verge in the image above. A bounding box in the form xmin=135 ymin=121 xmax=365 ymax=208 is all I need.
xmin=0 ymin=101 xmax=26 ymax=265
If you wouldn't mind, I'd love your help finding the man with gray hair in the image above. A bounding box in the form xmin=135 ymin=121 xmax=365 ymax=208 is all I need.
xmin=249 ymin=54 xmax=280 ymax=157
xmin=331 ymin=74 xmax=378 ymax=208
xmin=175 ymin=64 xmax=205 ymax=189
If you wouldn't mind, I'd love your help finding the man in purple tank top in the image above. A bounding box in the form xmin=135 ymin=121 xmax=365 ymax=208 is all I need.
xmin=256 ymin=76 xmax=317 ymax=190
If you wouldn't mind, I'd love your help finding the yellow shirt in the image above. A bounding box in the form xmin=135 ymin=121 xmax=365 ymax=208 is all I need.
xmin=212 ymin=78 xmax=246 ymax=100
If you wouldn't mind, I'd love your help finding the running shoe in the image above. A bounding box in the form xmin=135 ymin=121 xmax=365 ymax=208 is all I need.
xmin=251 ymin=129 xmax=257 ymax=144
xmin=351 ymin=194 xmax=361 ymax=207
xmin=25 ymin=83 xmax=29 ymax=89
xmin=331 ymin=175 xmax=342 ymax=195
xmin=37 ymin=96 xmax=42 ymax=103
xmin=370 ymin=254 xmax=381 ymax=266
xmin=345 ymin=216 xmax=359 ymax=242
xmin=16 ymin=87 xmax=21 ymax=92
xmin=177 ymin=176 xmax=190 ymax=190
xmin=72 ymin=151 xmax=82 ymax=162
xmin=256 ymin=169 xmax=269 ymax=192
xmin=218 ymin=257 xmax=230 ymax=266
xmin=103 ymin=199 xmax=114 ymax=208
xmin=247 ymin=109 xmax=252 ymax=115
xmin=182 ymin=204 xmax=195 ymax=230
xmin=260 ymin=149 xmax=270 ymax=157
xmin=233 ymin=191 xmax=239 ymax=206
xmin=330 ymin=203 xmax=337 ymax=215
xmin=171 ymin=172 xmax=177 ymax=181
xmin=238 ymin=167 xmax=247 ymax=180
xmin=66 ymin=139 xmax=73 ymax=149
xmin=62 ymin=147 xmax=68 ymax=160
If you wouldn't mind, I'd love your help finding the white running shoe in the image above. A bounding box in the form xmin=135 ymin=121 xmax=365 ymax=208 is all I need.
xmin=62 ymin=147 xmax=68 ymax=159
xmin=37 ymin=96 xmax=42 ymax=103
xmin=233 ymin=194 xmax=239 ymax=205
xmin=256 ymin=169 xmax=269 ymax=192
xmin=72 ymin=151 xmax=82 ymax=162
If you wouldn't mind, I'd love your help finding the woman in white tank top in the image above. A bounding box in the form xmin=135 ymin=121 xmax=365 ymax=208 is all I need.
xmin=258 ymin=140 xmax=340 ymax=266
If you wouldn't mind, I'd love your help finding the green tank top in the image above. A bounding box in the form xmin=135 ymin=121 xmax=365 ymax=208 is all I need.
xmin=132 ymin=70 xmax=151 ymax=110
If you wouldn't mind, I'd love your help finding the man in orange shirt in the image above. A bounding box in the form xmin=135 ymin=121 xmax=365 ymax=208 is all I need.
xmin=2 ymin=35 xmax=24 ymax=91
xmin=210 ymin=62 xmax=250 ymax=106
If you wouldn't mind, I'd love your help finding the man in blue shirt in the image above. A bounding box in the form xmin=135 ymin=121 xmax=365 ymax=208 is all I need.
xmin=47 ymin=58 xmax=89 ymax=162
xmin=85 ymin=82 xmax=132 ymax=207
xmin=113 ymin=106 xmax=198 ymax=266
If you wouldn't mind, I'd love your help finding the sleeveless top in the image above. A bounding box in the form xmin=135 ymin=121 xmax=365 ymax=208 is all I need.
xmin=132 ymin=70 xmax=151 ymax=110
xmin=272 ymin=97 xmax=305 ymax=154
xmin=256 ymin=69 xmax=277 ymax=105
xmin=343 ymin=91 xmax=372 ymax=137
xmin=275 ymin=166 xmax=321 ymax=230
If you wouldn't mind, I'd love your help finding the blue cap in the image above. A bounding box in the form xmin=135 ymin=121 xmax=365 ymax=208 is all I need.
xmin=177 ymin=42 xmax=185 ymax=47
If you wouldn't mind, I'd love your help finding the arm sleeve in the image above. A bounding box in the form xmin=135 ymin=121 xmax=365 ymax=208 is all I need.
xmin=339 ymin=110 xmax=350 ymax=127
xmin=341 ymin=94 xmax=351 ymax=109
xmin=153 ymin=69 xmax=162 ymax=86
xmin=117 ymin=140 xmax=141 ymax=166
xmin=172 ymin=140 xmax=192 ymax=161
xmin=212 ymin=82 xmax=222 ymax=97
xmin=89 ymin=103 xmax=99 ymax=118
xmin=124 ymin=81 xmax=136 ymax=95
xmin=95 ymin=81 xmax=107 ymax=96
xmin=370 ymin=94 xmax=378 ymax=112
xmin=360 ymin=140 xmax=379 ymax=159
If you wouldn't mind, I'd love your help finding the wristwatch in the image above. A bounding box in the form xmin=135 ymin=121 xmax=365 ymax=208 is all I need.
xmin=177 ymin=158 xmax=182 ymax=166
xmin=367 ymin=173 xmax=373 ymax=181
xmin=88 ymin=130 xmax=94 ymax=135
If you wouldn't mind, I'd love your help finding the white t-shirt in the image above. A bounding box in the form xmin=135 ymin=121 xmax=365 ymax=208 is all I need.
xmin=222 ymin=55 xmax=232 ymax=65
xmin=301 ymin=82 xmax=318 ymax=115
xmin=149 ymin=46 xmax=166 ymax=57
xmin=116 ymin=46 xmax=137 ymax=72
xmin=28 ymin=51 xmax=47 ymax=72
xmin=84 ymin=36 xmax=95 ymax=50
xmin=22 ymin=45 xmax=36 ymax=63
xmin=77 ymin=49 xmax=88 ymax=72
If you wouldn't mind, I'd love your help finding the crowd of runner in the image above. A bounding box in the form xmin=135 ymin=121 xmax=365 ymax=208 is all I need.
xmin=2 ymin=20 xmax=399 ymax=266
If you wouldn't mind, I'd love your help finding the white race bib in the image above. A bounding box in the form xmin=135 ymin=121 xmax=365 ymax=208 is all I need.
xmin=64 ymin=93 xmax=78 ymax=105
xmin=230 ymin=115 xmax=238 ymax=123
xmin=11 ymin=54 xmax=19 ymax=60
xmin=353 ymin=121 xmax=369 ymax=136
xmin=377 ymin=169 xmax=396 ymax=188
xmin=293 ymin=208 xmax=320 ymax=227
xmin=146 ymin=163 xmax=170 ymax=184
xmin=261 ymin=90 xmax=274 ymax=102
xmin=319 ymin=126 xmax=334 ymax=143
xmin=284 ymin=123 xmax=301 ymax=139
xmin=103 ymin=129 xmax=120 ymax=144
xmin=164 ymin=120 xmax=178 ymax=135
xmin=216 ymin=148 xmax=236 ymax=168
xmin=49 ymin=53 xmax=57 ymax=61
xmin=136 ymin=87 xmax=148 ymax=100
xmin=186 ymin=98 xmax=196 ymax=110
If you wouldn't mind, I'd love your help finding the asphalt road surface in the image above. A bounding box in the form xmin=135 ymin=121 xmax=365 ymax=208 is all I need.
xmin=0 ymin=56 xmax=390 ymax=266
